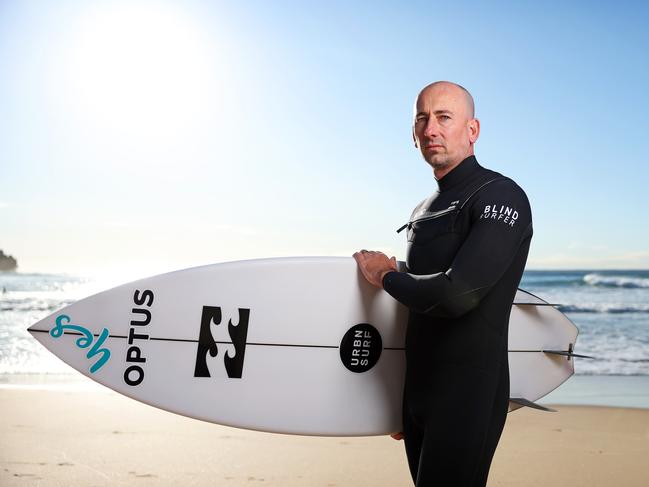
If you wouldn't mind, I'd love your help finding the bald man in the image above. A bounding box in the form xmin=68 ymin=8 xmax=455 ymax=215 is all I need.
xmin=354 ymin=82 xmax=532 ymax=486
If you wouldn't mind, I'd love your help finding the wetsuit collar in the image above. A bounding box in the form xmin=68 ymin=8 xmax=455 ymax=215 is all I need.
xmin=435 ymin=155 xmax=480 ymax=192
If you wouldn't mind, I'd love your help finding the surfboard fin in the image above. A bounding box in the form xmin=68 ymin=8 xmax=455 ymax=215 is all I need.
xmin=543 ymin=350 xmax=594 ymax=359
xmin=509 ymin=397 xmax=556 ymax=412
xmin=543 ymin=343 xmax=594 ymax=360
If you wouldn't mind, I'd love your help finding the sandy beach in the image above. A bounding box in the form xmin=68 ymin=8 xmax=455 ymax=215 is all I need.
xmin=2 ymin=386 xmax=648 ymax=486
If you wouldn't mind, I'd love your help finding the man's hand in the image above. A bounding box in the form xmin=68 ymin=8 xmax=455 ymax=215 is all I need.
xmin=390 ymin=432 xmax=404 ymax=441
xmin=353 ymin=250 xmax=398 ymax=289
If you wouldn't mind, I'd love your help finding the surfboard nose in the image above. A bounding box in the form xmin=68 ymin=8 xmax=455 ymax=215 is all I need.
xmin=27 ymin=314 xmax=54 ymax=337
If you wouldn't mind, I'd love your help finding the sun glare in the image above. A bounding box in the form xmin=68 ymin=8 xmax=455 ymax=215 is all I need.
xmin=60 ymin=2 xmax=224 ymax=142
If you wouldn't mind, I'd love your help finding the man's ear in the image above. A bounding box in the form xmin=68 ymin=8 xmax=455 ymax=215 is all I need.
xmin=468 ymin=118 xmax=480 ymax=144
xmin=412 ymin=126 xmax=418 ymax=147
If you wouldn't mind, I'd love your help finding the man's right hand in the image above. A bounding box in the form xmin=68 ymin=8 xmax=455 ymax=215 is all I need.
xmin=352 ymin=250 xmax=397 ymax=289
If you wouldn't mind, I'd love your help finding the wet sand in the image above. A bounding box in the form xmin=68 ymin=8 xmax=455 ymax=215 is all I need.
xmin=2 ymin=387 xmax=648 ymax=486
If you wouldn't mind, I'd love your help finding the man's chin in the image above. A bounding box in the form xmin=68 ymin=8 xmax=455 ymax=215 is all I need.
xmin=426 ymin=157 xmax=450 ymax=170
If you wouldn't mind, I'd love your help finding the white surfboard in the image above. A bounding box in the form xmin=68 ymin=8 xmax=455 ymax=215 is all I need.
xmin=27 ymin=257 xmax=580 ymax=436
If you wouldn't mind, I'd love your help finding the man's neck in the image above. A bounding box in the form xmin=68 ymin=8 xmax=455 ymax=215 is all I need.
xmin=434 ymin=162 xmax=460 ymax=180
xmin=433 ymin=151 xmax=475 ymax=180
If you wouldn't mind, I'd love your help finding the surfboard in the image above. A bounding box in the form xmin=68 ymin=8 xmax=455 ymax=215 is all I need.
xmin=27 ymin=257 xmax=581 ymax=436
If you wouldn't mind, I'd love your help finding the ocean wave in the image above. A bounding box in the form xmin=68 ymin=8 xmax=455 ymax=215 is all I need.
xmin=583 ymin=273 xmax=649 ymax=289
xmin=1 ymin=304 xmax=64 ymax=312
xmin=573 ymin=358 xmax=649 ymax=376
xmin=558 ymin=304 xmax=649 ymax=314
xmin=521 ymin=274 xmax=585 ymax=287
xmin=573 ymin=334 xmax=649 ymax=375
xmin=575 ymin=372 xmax=649 ymax=376
xmin=0 ymin=298 xmax=72 ymax=313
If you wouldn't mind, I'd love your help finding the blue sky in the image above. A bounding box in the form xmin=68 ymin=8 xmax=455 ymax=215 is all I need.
xmin=1 ymin=0 xmax=648 ymax=275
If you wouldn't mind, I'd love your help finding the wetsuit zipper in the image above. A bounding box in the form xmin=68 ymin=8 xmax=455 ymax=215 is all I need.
xmin=396 ymin=206 xmax=457 ymax=233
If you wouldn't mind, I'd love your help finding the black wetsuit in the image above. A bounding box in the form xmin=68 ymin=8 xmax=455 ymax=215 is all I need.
xmin=382 ymin=155 xmax=532 ymax=487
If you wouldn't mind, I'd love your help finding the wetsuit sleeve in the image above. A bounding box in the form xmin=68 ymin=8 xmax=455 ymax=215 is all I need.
xmin=382 ymin=180 xmax=532 ymax=318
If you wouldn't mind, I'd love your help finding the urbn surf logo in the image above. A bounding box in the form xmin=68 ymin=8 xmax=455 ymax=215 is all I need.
xmin=339 ymin=323 xmax=382 ymax=373
xmin=194 ymin=306 xmax=250 ymax=379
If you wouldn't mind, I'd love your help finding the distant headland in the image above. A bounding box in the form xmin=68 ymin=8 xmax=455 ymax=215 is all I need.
xmin=0 ymin=250 xmax=17 ymax=271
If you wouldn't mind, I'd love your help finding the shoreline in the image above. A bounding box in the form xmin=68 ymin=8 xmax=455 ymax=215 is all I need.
xmin=2 ymin=387 xmax=649 ymax=486
xmin=539 ymin=374 xmax=649 ymax=409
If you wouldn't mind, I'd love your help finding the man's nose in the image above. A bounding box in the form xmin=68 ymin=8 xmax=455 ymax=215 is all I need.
xmin=423 ymin=118 xmax=439 ymax=137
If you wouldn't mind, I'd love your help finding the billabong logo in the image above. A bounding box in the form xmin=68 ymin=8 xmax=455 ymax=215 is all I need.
xmin=194 ymin=306 xmax=250 ymax=379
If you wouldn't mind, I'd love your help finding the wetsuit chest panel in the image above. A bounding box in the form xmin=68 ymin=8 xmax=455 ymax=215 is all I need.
xmin=406 ymin=232 xmax=464 ymax=275
xmin=406 ymin=206 xmax=468 ymax=275
xmin=404 ymin=175 xmax=505 ymax=276
xmin=407 ymin=209 xmax=458 ymax=242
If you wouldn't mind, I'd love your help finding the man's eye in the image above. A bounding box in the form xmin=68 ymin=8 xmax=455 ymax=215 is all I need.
xmin=439 ymin=115 xmax=451 ymax=121
xmin=415 ymin=116 xmax=427 ymax=123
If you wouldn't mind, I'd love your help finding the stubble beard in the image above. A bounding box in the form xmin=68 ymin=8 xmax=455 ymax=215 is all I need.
xmin=425 ymin=153 xmax=451 ymax=171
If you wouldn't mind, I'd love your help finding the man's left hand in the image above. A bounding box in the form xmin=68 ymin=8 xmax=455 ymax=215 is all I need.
xmin=353 ymin=250 xmax=397 ymax=289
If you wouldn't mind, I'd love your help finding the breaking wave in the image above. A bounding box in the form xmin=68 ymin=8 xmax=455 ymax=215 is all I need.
xmin=583 ymin=273 xmax=649 ymax=289
xmin=558 ymin=304 xmax=649 ymax=314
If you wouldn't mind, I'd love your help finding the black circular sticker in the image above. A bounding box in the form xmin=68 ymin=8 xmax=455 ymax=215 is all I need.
xmin=339 ymin=323 xmax=383 ymax=373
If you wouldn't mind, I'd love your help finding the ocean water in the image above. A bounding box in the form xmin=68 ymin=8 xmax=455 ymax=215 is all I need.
xmin=0 ymin=273 xmax=118 ymax=375
xmin=520 ymin=270 xmax=649 ymax=376
xmin=1 ymin=270 xmax=648 ymax=405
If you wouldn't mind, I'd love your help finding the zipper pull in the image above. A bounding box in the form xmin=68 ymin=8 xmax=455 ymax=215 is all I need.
xmin=396 ymin=222 xmax=409 ymax=233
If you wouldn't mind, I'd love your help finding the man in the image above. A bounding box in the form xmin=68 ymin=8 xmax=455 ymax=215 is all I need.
xmin=353 ymin=81 xmax=532 ymax=486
